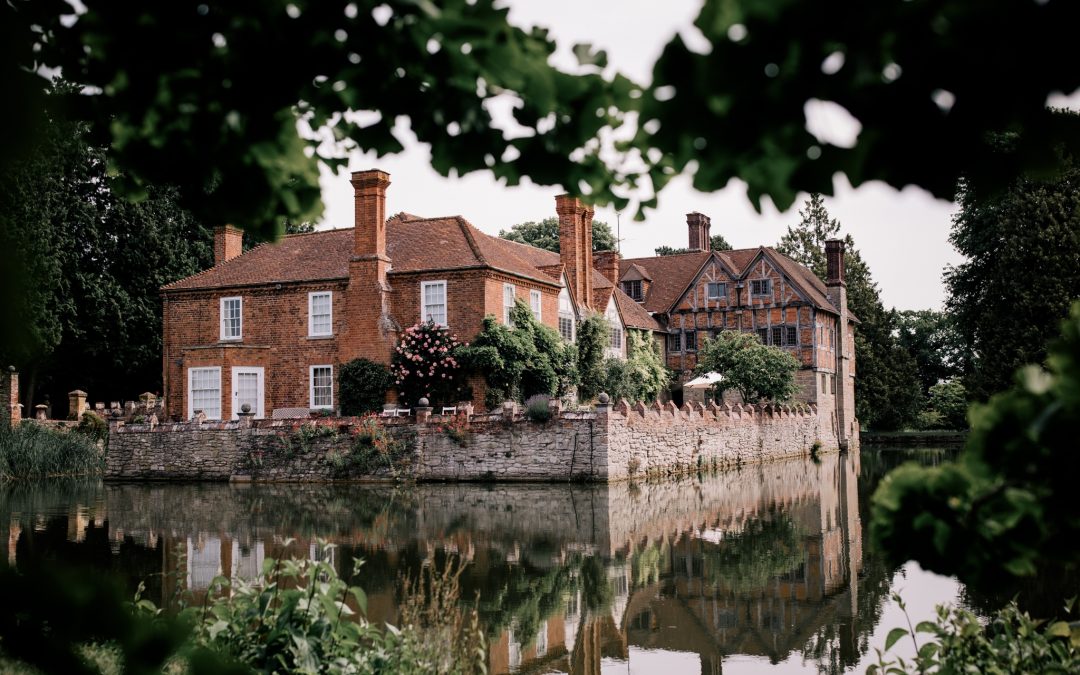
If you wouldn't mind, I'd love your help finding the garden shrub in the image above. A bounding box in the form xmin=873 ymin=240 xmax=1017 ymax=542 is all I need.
xmin=338 ymin=357 xmax=393 ymax=416
xmin=576 ymin=314 xmax=609 ymax=401
xmin=391 ymin=322 xmax=466 ymax=407
xmin=524 ymin=394 xmax=552 ymax=423
xmin=76 ymin=411 xmax=108 ymax=442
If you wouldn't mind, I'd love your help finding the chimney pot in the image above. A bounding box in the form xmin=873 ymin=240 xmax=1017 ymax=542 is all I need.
xmin=556 ymin=194 xmax=595 ymax=309
xmin=687 ymin=212 xmax=712 ymax=252
xmin=825 ymin=239 xmax=845 ymax=286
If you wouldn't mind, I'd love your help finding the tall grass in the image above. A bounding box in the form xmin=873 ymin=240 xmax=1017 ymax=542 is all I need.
xmin=0 ymin=423 xmax=104 ymax=481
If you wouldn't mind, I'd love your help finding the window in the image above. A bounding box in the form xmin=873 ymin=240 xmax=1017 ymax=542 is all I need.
xmin=503 ymin=283 xmax=516 ymax=326
xmin=309 ymin=365 xmax=333 ymax=409
xmin=684 ymin=330 xmax=697 ymax=351
xmin=530 ymin=289 xmax=542 ymax=320
xmin=706 ymin=282 xmax=727 ymax=300
xmin=668 ymin=332 xmax=682 ymax=352
xmin=220 ymin=296 xmax=242 ymax=340
xmin=623 ymin=280 xmax=643 ymax=301
xmin=421 ymin=280 xmax=447 ymax=325
xmin=558 ymin=287 xmax=575 ymax=342
xmin=772 ymin=325 xmax=783 ymax=346
xmin=750 ymin=279 xmax=772 ymax=297
xmin=787 ymin=325 xmax=797 ymax=346
xmin=188 ymin=367 xmax=221 ymax=420
xmin=757 ymin=328 xmax=768 ymax=344
xmin=308 ymin=291 xmax=332 ymax=336
xmin=610 ymin=325 xmax=623 ymax=350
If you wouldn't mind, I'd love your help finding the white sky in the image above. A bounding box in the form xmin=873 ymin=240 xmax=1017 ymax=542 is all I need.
xmin=316 ymin=0 xmax=1077 ymax=311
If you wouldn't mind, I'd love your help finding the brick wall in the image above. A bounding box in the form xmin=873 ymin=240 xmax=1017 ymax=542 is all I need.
xmin=106 ymin=400 xmax=849 ymax=482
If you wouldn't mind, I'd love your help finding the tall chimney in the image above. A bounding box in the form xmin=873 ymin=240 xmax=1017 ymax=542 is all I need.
xmin=345 ymin=169 xmax=395 ymax=366
xmin=556 ymin=195 xmax=595 ymax=310
xmin=213 ymin=225 xmax=243 ymax=266
xmin=825 ymin=239 xmax=845 ymax=286
xmin=687 ymin=212 xmax=711 ymax=252
xmin=823 ymin=238 xmax=853 ymax=449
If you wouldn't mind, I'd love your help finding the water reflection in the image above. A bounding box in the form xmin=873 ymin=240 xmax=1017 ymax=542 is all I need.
xmin=0 ymin=451 xmax=931 ymax=673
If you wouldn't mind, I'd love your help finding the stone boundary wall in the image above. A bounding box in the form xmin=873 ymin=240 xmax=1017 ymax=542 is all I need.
xmin=105 ymin=400 xmax=843 ymax=482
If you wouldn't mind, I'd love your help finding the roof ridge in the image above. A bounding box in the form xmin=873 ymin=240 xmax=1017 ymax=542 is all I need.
xmin=455 ymin=217 xmax=488 ymax=265
xmin=280 ymin=227 xmax=344 ymax=239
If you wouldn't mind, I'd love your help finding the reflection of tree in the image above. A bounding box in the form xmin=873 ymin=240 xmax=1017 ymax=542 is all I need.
xmin=464 ymin=554 xmax=577 ymax=646
xmin=700 ymin=514 xmax=804 ymax=594
xmin=631 ymin=539 xmax=669 ymax=588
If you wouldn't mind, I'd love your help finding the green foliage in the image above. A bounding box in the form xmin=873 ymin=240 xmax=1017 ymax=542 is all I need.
xmin=921 ymin=380 xmax=968 ymax=431
xmin=523 ymin=395 xmax=552 ymax=423
xmin=575 ymin=314 xmax=610 ymax=401
xmin=701 ymin=515 xmax=804 ymax=594
xmin=391 ymin=323 xmax=466 ymax=408
xmin=895 ymin=310 xmax=967 ymax=396
xmin=76 ymin=411 xmax=108 ymax=443
xmin=331 ymin=417 xmax=411 ymax=478
xmin=339 ymin=358 xmax=393 ymax=416
xmin=498 ymin=217 xmax=617 ymax=252
xmin=871 ymin=595 xmax=1080 ymax=675
xmin=7 ymin=2 xmax=635 ymax=237
xmin=695 ymin=330 xmax=799 ymax=403
xmin=871 ymin=302 xmax=1080 ymax=589
xmin=777 ymin=194 xmax=921 ymax=429
xmin=946 ymin=153 xmax=1080 ymax=400
xmin=0 ymin=424 xmax=103 ymax=481
xmin=0 ymin=102 xmax=211 ymax=409
xmin=602 ymin=330 xmax=670 ymax=403
xmin=654 ymin=233 xmax=731 ymax=255
xmin=457 ymin=302 xmax=577 ymax=406
xmin=634 ymin=2 xmax=1080 ymax=212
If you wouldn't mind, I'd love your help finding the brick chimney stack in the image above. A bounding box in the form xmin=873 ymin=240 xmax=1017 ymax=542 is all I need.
xmin=556 ymin=195 xmax=595 ymax=309
xmin=825 ymin=239 xmax=845 ymax=286
xmin=345 ymin=169 xmax=396 ymax=366
xmin=594 ymin=250 xmax=621 ymax=285
xmin=687 ymin=212 xmax=711 ymax=252
xmin=824 ymin=238 xmax=854 ymax=448
xmin=213 ymin=226 xmax=243 ymax=266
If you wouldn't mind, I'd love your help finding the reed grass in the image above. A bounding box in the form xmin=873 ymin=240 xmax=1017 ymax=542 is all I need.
xmin=0 ymin=423 xmax=104 ymax=481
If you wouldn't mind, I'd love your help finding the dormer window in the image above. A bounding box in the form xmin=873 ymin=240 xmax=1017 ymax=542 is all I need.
xmin=623 ymin=280 xmax=643 ymax=301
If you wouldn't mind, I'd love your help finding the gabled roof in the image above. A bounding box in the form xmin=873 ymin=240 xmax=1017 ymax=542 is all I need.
xmin=612 ymin=288 xmax=662 ymax=331
xmin=620 ymin=247 xmax=843 ymax=317
xmin=621 ymin=263 xmax=652 ymax=281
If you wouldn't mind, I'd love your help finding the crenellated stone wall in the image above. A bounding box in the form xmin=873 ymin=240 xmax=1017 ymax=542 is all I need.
xmin=105 ymin=399 xmax=845 ymax=482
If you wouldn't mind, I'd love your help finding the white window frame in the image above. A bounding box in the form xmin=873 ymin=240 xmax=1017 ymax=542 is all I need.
xmin=220 ymin=296 xmax=242 ymax=341
xmin=309 ymin=365 xmax=334 ymax=409
xmin=503 ymin=283 xmax=516 ymax=326
xmin=307 ymin=291 xmax=333 ymax=337
xmin=557 ymin=286 xmax=576 ymax=342
xmin=420 ymin=280 xmax=448 ymax=326
xmin=530 ymin=289 xmax=542 ymax=320
xmin=187 ymin=366 xmax=222 ymax=420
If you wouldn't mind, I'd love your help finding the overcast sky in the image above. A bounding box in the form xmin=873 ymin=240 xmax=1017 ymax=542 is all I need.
xmin=316 ymin=0 xmax=1077 ymax=312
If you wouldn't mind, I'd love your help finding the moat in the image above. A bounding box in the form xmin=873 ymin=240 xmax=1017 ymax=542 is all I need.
xmin=1 ymin=448 xmax=1058 ymax=674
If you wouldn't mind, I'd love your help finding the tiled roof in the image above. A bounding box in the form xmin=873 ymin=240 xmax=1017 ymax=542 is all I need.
xmin=163 ymin=228 xmax=353 ymax=290
xmin=164 ymin=217 xmax=563 ymax=292
xmin=613 ymin=288 xmax=661 ymax=331
xmin=620 ymin=247 xmax=842 ymax=316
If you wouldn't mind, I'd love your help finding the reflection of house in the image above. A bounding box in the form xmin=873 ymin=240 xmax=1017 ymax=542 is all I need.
xmin=160 ymin=171 xmax=657 ymax=419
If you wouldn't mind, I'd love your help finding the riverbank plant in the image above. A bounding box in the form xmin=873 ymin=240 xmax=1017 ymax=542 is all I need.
xmin=0 ymin=423 xmax=103 ymax=481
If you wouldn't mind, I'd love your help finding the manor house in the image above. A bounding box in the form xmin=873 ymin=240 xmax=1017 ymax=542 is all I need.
xmin=160 ymin=169 xmax=855 ymax=446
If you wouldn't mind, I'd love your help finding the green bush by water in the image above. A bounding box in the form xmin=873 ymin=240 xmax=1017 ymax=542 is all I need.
xmin=0 ymin=423 xmax=103 ymax=481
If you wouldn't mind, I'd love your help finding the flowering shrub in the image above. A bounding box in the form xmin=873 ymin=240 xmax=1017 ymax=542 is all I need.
xmin=392 ymin=322 xmax=466 ymax=407
xmin=437 ymin=412 xmax=470 ymax=446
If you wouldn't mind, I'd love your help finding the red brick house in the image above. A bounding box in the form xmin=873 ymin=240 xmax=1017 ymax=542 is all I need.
xmin=160 ymin=169 xmax=658 ymax=421
xmin=616 ymin=213 xmax=858 ymax=447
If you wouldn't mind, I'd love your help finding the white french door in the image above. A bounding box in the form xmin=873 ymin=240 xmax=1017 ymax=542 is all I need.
xmin=231 ymin=367 xmax=265 ymax=419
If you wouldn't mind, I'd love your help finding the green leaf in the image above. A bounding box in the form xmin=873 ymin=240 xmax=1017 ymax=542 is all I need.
xmin=915 ymin=620 xmax=938 ymax=634
xmin=1046 ymin=621 xmax=1071 ymax=638
xmin=884 ymin=627 xmax=909 ymax=652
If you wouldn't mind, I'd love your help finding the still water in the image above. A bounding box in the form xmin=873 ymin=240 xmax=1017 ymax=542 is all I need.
xmin=0 ymin=449 xmax=1002 ymax=674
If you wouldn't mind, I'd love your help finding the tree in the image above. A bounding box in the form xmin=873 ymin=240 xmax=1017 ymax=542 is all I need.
xmin=945 ymin=155 xmax=1080 ymax=400
xmin=925 ymin=380 xmax=968 ymax=431
xmin=895 ymin=310 xmax=967 ymax=396
xmin=602 ymin=330 xmax=670 ymax=402
xmin=871 ymin=302 xmax=1080 ymax=589
xmin=498 ymin=218 xmax=617 ymax=253
xmin=0 ymin=109 xmax=212 ymax=414
xmin=695 ymin=331 xmax=799 ymax=403
xmin=654 ymin=233 xmax=732 ymax=256
xmin=575 ymin=315 xmax=610 ymax=401
xmin=777 ymin=194 xmax=921 ymax=430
